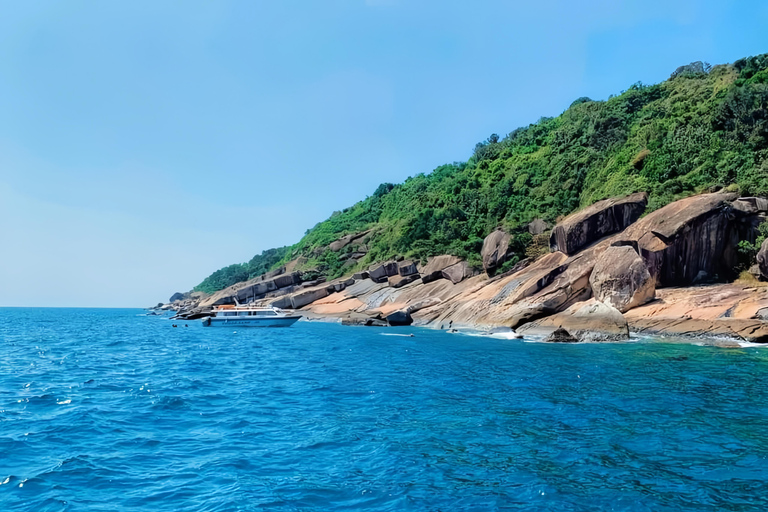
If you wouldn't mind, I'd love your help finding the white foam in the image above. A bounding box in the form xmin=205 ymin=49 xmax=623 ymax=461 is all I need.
xmin=57 ymin=399 xmax=71 ymax=405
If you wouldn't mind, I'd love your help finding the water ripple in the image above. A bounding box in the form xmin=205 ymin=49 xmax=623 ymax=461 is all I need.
xmin=1 ymin=308 xmax=768 ymax=510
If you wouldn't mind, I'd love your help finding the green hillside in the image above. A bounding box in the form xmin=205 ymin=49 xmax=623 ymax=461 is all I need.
xmin=195 ymin=54 xmax=768 ymax=294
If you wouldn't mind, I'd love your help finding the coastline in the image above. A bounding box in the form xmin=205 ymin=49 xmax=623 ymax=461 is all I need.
xmin=163 ymin=192 xmax=768 ymax=347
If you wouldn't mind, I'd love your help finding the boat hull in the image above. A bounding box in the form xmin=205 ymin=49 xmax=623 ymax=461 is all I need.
xmin=202 ymin=316 xmax=301 ymax=328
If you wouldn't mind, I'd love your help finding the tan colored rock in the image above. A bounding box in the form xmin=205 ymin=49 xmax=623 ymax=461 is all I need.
xmin=520 ymin=299 xmax=630 ymax=341
xmin=421 ymin=255 xmax=462 ymax=283
xmin=441 ymin=261 xmax=473 ymax=284
xmin=481 ymin=229 xmax=511 ymax=275
xmin=589 ymin=245 xmax=654 ymax=312
xmin=623 ymin=284 xmax=768 ymax=342
xmin=550 ymin=192 xmax=647 ymax=255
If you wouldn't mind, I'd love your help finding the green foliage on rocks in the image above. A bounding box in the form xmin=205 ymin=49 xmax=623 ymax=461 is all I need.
xmin=193 ymin=246 xmax=291 ymax=294
xmin=195 ymin=54 xmax=768 ymax=292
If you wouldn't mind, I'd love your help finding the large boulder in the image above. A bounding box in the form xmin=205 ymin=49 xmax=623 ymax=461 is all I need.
xmin=732 ymin=197 xmax=768 ymax=214
xmin=528 ymin=219 xmax=549 ymax=235
xmin=550 ymin=192 xmax=648 ymax=255
xmin=290 ymin=288 xmax=329 ymax=309
xmin=621 ymin=193 xmax=762 ymax=286
xmin=369 ymin=261 xmax=399 ymax=283
xmin=398 ymin=261 xmax=419 ymax=276
xmin=589 ymin=245 xmax=655 ymax=313
xmin=481 ymin=229 xmax=511 ymax=275
xmin=421 ymin=255 xmax=462 ymax=283
xmin=441 ymin=261 xmax=473 ymax=284
xmin=757 ymin=239 xmax=768 ymax=280
xmin=526 ymin=300 xmax=630 ymax=342
xmin=169 ymin=292 xmax=186 ymax=302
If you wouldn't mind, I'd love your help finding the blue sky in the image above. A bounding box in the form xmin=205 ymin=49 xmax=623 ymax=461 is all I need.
xmin=1 ymin=0 xmax=766 ymax=307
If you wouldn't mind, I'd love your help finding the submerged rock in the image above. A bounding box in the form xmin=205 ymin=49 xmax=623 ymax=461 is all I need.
xmin=544 ymin=328 xmax=578 ymax=343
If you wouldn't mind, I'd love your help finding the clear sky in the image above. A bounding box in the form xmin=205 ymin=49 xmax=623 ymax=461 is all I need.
xmin=1 ymin=0 xmax=766 ymax=307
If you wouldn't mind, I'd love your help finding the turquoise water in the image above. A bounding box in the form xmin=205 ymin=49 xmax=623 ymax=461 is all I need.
xmin=2 ymin=308 xmax=768 ymax=511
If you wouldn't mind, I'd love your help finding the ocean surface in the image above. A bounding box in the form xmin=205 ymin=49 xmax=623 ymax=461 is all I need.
xmin=2 ymin=308 xmax=768 ymax=511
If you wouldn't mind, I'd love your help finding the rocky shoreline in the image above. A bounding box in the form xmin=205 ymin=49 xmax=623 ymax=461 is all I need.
xmin=157 ymin=191 xmax=768 ymax=345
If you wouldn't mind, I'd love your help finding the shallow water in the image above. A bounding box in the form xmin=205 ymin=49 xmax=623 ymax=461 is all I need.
xmin=2 ymin=308 xmax=768 ymax=511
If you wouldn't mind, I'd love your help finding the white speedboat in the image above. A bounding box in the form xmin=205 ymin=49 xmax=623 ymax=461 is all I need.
xmin=201 ymin=304 xmax=301 ymax=328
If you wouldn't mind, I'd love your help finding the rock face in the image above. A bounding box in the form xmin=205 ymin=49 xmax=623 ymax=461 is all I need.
xmin=589 ymin=245 xmax=655 ymax=312
xmin=561 ymin=301 xmax=630 ymax=341
xmin=757 ymin=239 xmax=768 ymax=280
xmin=624 ymin=284 xmax=768 ymax=343
xmin=621 ymin=193 xmax=760 ymax=286
xmin=386 ymin=310 xmax=413 ymax=326
xmin=481 ymin=229 xmax=511 ymax=275
xmin=398 ymin=261 xmax=419 ymax=276
xmin=169 ymin=292 xmax=186 ymax=302
xmin=550 ymin=192 xmax=648 ymax=255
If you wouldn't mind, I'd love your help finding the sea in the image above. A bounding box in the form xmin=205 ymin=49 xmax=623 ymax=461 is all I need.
xmin=1 ymin=308 xmax=768 ymax=511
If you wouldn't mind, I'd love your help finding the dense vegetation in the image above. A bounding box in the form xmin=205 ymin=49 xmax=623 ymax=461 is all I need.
xmin=194 ymin=247 xmax=291 ymax=294
xmin=195 ymin=54 xmax=768 ymax=293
